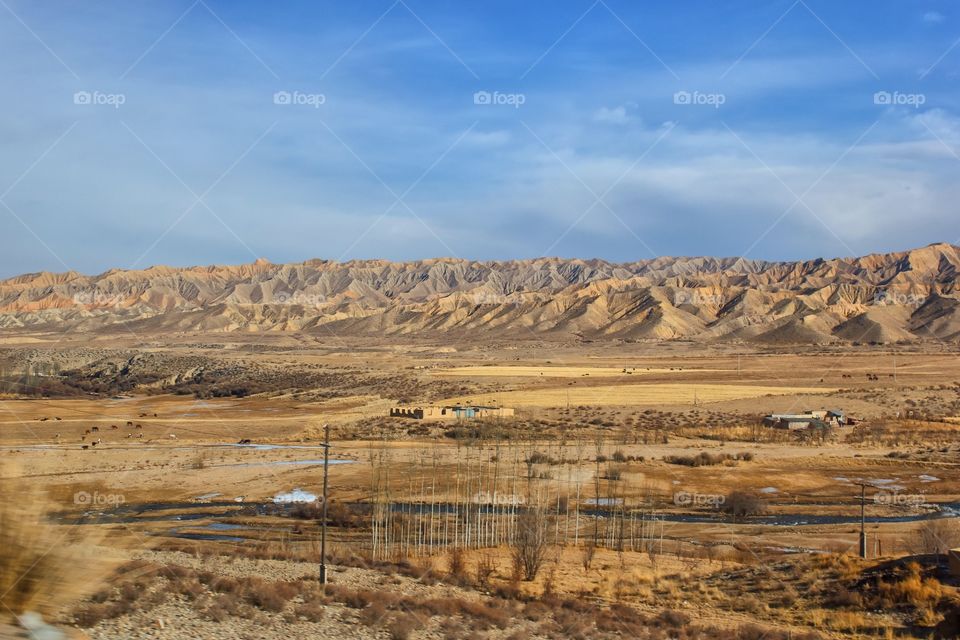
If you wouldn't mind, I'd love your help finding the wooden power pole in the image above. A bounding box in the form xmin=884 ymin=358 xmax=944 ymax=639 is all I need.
xmin=320 ymin=423 xmax=330 ymax=584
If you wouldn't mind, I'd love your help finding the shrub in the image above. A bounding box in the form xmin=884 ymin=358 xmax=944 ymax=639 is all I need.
xmin=723 ymin=491 xmax=767 ymax=519
xmin=0 ymin=467 xmax=105 ymax=617
xmin=511 ymin=509 xmax=549 ymax=581
xmin=387 ymin=612 xmax=422 ymax=640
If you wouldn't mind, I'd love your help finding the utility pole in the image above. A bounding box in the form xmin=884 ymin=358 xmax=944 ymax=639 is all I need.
xmin=319 ymin=423 xmax=330 ymax=584
xmin=852 ymin=481 xmax=868 ymax=558
xmin=859 ymin=483 xmax=866 ymax=558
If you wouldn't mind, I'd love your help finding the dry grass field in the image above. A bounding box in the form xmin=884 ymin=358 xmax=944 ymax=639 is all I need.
xmin=0 ymin=335 xmax=959 ymax=638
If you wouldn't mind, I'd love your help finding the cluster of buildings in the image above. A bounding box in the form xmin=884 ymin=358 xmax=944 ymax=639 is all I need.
xmin=762 ymin=409 xmax=855 ymax=431
xmin=389 ymin=404 xmax=514 ymax=420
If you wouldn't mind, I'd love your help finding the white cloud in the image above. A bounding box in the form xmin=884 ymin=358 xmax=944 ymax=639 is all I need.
xmin=593 ymin=105 xmax=631 ymax=125
xmin=923 ymin=11 xmax=945 ymax=24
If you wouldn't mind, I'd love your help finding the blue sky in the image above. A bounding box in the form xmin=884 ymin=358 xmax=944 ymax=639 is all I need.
xmin=1 ymin=0 xmax=958 ymax=276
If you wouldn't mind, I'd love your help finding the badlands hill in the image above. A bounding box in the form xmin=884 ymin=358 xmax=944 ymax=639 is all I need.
xmin=1 ymin=243 xmax=958 ymax=343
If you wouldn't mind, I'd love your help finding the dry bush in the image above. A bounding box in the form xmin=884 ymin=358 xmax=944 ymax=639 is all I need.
xmin=475 ymin=552 xmax=496 ymax=588
xmin=447 ymin=547 xmax=466 ymax=580
xmin=387 ymin=612 xmax=422 ymax=640
xmin=359 ymin=600 xmax=388 ymax=627
xmin=511 ymin=508 xmax=549 ymax=581
xmin=202 ymin=593 xmax=243 ymax=622
xmin=241 ymin=577 xmax=299 ymax=612
xmin=876 ymin=562 xmax=944 ymax=610
xmin=293 ymin=601 xmax=326 ymax=622
xmin=581 ymin=541 xmax=596 ymax=571
xmin=0 ymin=467 xmax=110 ymax=619
xmin=722 ymin=491 xmax=767 ymax=519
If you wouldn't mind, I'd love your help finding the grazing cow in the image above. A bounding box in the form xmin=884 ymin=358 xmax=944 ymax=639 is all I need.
xmin=91 ymin=426 xmax=99 ymax=432
xmin=136 ymin=433 xmax=143 ymax=439
xmin=84 ymin=429 xmax=90 ymax=435
xmin=168 ymin=434 xmax=177 ymax=439
xmin=40 ymin=417 xmax=48 ymax=422
xmin=81 ymin=435 xmax=85 ymax=441
xmin=237 ymin=438 xmax=252 ymax=445
xmin=81 ymin=445 xmax=89 ymax=450
xmin=126 ymin=434 xmax=132 ymax=439
xmin=135 ymin=424 xmax=143 ymax=429
xmin=55 ymin=417 xmax=61 ymax=421
xmin=111 ymin=425 xmax=118 ymax=430
xmin=91 ymin=441 xmax=97 ymax=447
xmin=126 ymin=421 xmax=133 ymax=427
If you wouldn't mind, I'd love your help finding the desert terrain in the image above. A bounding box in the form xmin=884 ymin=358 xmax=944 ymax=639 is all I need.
xmin=1 ymin=245 xmax=959 ymax=639
xmin=0 ymin=325 xmax=958 ymax=639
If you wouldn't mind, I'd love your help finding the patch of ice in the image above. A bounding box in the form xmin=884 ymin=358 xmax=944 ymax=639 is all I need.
xmin=194 ymin=492 xmax=221 ymax=501
xmin=273 ymin=488 xmax=317 ymax=504
xmin=760 ymin=487 xmax=778 ymax=494
xmin=919 ymin=475 xmax=941 ymax=483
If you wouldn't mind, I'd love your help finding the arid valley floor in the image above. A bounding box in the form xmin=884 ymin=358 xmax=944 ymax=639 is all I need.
xmin=2 ymin=332 xmax=959 ymax=639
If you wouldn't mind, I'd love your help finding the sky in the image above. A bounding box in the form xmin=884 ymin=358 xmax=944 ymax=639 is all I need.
xmin=1 ymin=0 xmax=958 ymax=277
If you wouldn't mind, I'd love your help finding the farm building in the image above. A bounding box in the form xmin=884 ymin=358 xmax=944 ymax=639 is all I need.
xmin=389 ymin=405 xmax=514 ymax=420
xmin=762 ymin=409 xmax=854 ymax=430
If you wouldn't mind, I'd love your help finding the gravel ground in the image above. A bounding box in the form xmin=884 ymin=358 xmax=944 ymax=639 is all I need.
xmin=81 ymin=550 xmax=494 ymax=640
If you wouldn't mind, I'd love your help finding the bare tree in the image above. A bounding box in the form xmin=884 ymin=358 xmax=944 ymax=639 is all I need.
xmin=512 ymin=507 xmax=549 ymax=581
xmin=912 ymin=518 xmax=960 ymax=555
